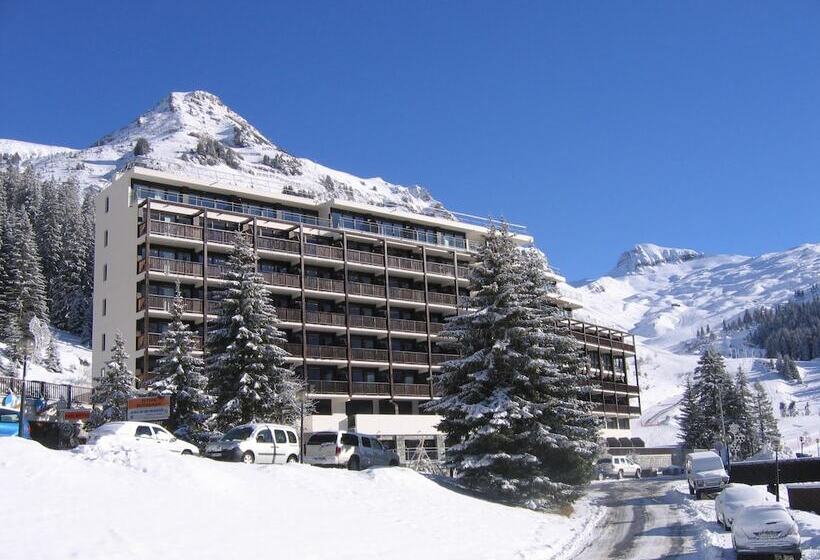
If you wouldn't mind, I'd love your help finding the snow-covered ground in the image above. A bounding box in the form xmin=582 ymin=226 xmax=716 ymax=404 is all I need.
xmin=0 ymin=438 xmax=603 ymax=560
xmin=0 ymin=329 xmax=91 ymax=386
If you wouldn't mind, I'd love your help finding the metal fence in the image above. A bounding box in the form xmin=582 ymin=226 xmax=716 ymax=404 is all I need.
xmin=0 ymin=376 xmax=93 ymax=406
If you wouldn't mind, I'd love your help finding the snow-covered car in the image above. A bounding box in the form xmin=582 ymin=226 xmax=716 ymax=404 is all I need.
xmin=662 ymin=464 xmax=685 ymax=476
xmin=303 ymin=431 xmax=399 ymax=470
xmin=686 ymin=451 xmax=729 ymax=499
xmin=596 ymin=456 xmax=641 ymax=479
xmin=731 ymin=504 xmax=801 ymax=559
xmin=204 ymin=423 xmax=300 ymax=464
xmin=715 ymin=484 xmax=768 ymax=529
xmin=87 ymin=421 xmax=199 ymax=455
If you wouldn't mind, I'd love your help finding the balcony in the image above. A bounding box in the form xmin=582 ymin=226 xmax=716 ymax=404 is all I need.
xmin=426 ymin=262 xmax=455 ymax=276
xmin=347 ymin=315 xmax=387 ymax=330
xmin=139 ymin=333 xmax=203 ymax=351
xmin=304 ymin=276 xmax=345 ymax=294
xmin=139 ymin=257 xmax=203 ymax=277
xmin=390 ymin=318 xmax=427 ymax=334
xmin=593 ymin=380 xmax=641 ymax=395
xmin=392 ymin=383 xmax=431 ymax=397
xmin=303 ymin=243 xmax=343 ymax=261
xmin=275 ymin=307 xmax=302 ymax=323
xmin=347 ymin=249 xmax=384 ymax=267
xmin=206 ymin=228 xmax=247 ymax=245
xmin=350 ymin=348 xmax=389 ymax=362
xmin=304 ymin=310 xmax=346 ymax=327
xmin=592 ymin=403 xmax=642 ymax=416
xmin=427 ymin=292 xmax=457 ymax=306
xmin=256 ymin=236 xmax=300 ymax=254
xmin=457 ymin=265 xmax=470 ymax=278
xmin=138 ymin=294 xmax=203 ymax=314
xmin=308 ymin=380 xmax=349 ymax=394
xmin=428 ymin=322 xmax=446 ymax=335
xmin=279 ymin=342 xmax=303 ymax=356
xmin=143 ymin=220 xmax=203 ymax=241
xmin=387 ymin=255 xmax=424 ymax=273
xmin=261 ymin=271 xmax=301 ymax=288
xmin=305 ymin=345 xmax=347 ymax=360
xmin=392 ymin=350 xmax=428 ymax=365
xmin=389 ymin=286 xmax=426 ymax=303
xmin=431 ymin=353 xmax=459 ymax=365
xmin=207 ymin=263 xmax=230 ymax=279
xmin=351 ymin=381 xmax=391 ymax=395
xmin=347 ymin=281 xmax=386 ymax=299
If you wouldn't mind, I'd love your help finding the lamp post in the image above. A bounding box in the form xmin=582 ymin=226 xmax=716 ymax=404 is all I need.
xmin=297 ymin=388 xmax=306 ymax=463
xmin=17 ymin=332 xmax=36 ymax=439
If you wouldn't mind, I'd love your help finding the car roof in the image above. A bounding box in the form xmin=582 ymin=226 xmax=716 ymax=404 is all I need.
xmin=231 ymin=423 xmax=295 ymax=430
xmin=688 ymin=451 xmax=721 ymax=459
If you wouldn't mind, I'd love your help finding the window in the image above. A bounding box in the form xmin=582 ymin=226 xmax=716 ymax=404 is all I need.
xmin=287 ymin=431 xmax=297 ymax=444
xmin=371 ymin=439 xmax=384 ymax=450
xmin=274 ymin=430 xmax=287 ymax=444
xmin=135 ymin=426 xmax=152 ymax=438
xmin=101 ymin=333 xmax=106 ymax=351
xmin=103 ymin=264 xmax=108 ymax=281
xmin=341 ymin=433 xmax=359 ymax=446
xmin=105 ymin=196 xmax=110 ymax=213
xmin=307 ymin=433 xmax=337 ymax=445
xmin=102 ymin=299 xmax=107 ymax=317
xmin=256 ymin=429 xmax=273 ymax=443
xmin=104 ymin=230 xmax=109 ymax=247
xmin=362 ymin=437 xmax=372 ymax=448
xmin=152 ymin=427 xmax=171 ymax=441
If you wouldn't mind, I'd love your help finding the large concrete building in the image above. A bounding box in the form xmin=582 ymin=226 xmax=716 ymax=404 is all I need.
xmin=92 ymin=163 xmax=640 ymax=459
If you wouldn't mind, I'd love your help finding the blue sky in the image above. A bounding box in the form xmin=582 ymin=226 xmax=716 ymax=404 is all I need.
xmin=1 ymin=2 xmax=819 ymax=280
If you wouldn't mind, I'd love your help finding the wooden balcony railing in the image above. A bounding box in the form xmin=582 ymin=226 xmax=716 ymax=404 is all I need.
xmin=350 ymin=348 xmax=389 ymax=362
xmin=428 ymin=322 xmax=446 ymax=335
xmin=592 ymin=403 xmax=642 ymax=416
xmin=304 ymin=276 xmax=345 ymax=293
xmin=305 ymin=345 xmax=347 ymax=360
xmin=139 ymin=294 xmax=203 ymax=314
xmin=206 ymin=228 xmax=247 ymax=245
xmin=347 ymin=315 xmax=387 ymax=330
xmin=426 ymin=262 xmax=455 ymax=276
xmin=347 ymin=249 xmax=384 ymax=267
xmin=392 ymin=383 xmax=431 ymax=397
xmin=347 ymin=281 xmax=386 ymax=298
xmin=146 ymin=220 xmax=203 ymax=241
xmin=305 ymin=310 xmax=347 ymax=327
xmin=303 ymin=243 xmax=344 ymax=261
xmin=431 ymin=353 xmax=459 ymax=365
xmin=594 ymin=380 xmax=641 ymax=395
xmin=206 ymin=263 xmax=230 ymax=279
xmin=308 ymin=380 xmax=349 ymax=394
xmin=261 ymin=271 xmax=302 ymax=288
xmin=389 ymin=286 xmax=426 ymax=303
xmin=280 ymin=342 xmax=303 ymax=356
xmin=392 ymin=350 xmax=429 ymax=365
xmin=351 ymin=381 xmax=391 ymax=395
xmin=275 ymin=307 xmax=302 ymax=323
xmin=140 ymin=333 xmax=203 ymax=351
xmin=457 ymin=265 xmax=470 ymax=278
xmin=140 ymin=257 xmax=203 ymax=277
xmin=390 ymin=318 xmax=428 ymax=333
xmin=256 ymin=236 xmax=300 ymax=254
xmin=387 ymin=255 xmax=424 ymax=272
xmin=427 ymin=292 xmax=457 ymax=306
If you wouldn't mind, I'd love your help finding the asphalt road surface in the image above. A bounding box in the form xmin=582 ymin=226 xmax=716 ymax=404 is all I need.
xmin=577 ymin=477 xmax=703 ymax=560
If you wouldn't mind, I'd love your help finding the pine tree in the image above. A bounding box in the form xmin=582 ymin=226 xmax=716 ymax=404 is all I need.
xmin=678 ymin=376 xmax=706 ymax=449
xmin=44 ymin=337 xmax=61 ymax=374
xmin=427 ymin=225 xmax=598 ymax=509
xmin=206 ymin=234 xmax=304 ymax=431
xmin=88 ymin=332 xmax=135 ymax=428
xmin=727 ymin=365 xmax=760 ymax=458
xmin=690 ymin=347 xmax=734 ymax=448
xmin=148 ymin=284 xmax=212 ymax=436
xmin=750 ymin=381 xmax=780 ymax=451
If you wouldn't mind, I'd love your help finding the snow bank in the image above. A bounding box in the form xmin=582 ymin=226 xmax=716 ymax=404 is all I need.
xmin=1 ymin=438 xmax=600 ymax=560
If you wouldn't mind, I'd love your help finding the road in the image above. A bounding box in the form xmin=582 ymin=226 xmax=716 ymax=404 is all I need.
xmin=577 ymin=477 xmax=703 ymax=560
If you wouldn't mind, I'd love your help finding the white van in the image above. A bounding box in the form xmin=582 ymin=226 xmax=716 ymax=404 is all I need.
xmin=686 ymin=451 xmax=729 ymax=499
xmin=204 ymin=423 xmax=300 ymax=464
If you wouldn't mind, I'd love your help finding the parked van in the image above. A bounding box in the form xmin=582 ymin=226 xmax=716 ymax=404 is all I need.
xmin=204 ymin=423 xmax=300 ymax=464
xmin=596 ymin=456 xmax=642 ymax=479
xmin=686 ymin=451 xmax=729 ymax=499
xmin=303 ymin=431 xmax=400 ymax=470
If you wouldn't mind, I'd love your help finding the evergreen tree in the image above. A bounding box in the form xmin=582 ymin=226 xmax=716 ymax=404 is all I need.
xmin=88 ymin=332 xmax=135 ymax=428
xmin=690 ymin=348 xmax=734 ymax=448
xmin=148 ymin=285 xmax=212 ymax=436
xmin=727 ymin=365 xmax=760 ymax=458
xmin=206 ymin=235 xmax=304 ymax=431
xmin=678 ymin=376 xmax=706 ymax=449
xmin=427 ymin=225 xmax=598 ymax=509
xmin=750 ymin=381 xmax=780 ymax=451
xmin=44 ymin=337 xmax=61 ymax=374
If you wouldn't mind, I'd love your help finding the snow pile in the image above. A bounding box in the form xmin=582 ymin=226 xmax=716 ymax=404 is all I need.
xmin=610 ymin=243 xmax=703 ymax=276
xmin=0 ymin=438 xmax=601 ymax=560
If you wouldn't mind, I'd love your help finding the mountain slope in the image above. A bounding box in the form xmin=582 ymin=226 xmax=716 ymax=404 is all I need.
xmin=0 ymin=91 xmax=449 ymax=216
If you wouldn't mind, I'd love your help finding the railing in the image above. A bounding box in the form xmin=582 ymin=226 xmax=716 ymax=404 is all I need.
xmin=392 ymin=383 xmax=431 ymax=397
xmin=350 ymin=348 xmax=389 ymax=362
xmin=139 ymin=294 xmax=203 ymax=314
xmin=457 ymin=265 xmax=470 ymax=278
xmin=390 ymin=318 xmax=428 ymax=333
xmin=275 ymin=307 xmax=302 ymax=323
xmin=592 ymin=403 xmax=642 ymax=416
xmin=305 ymin=310 xmax=346 ymax=327
xmin=331 ymin=214 xmax=470 ymax=251
xmin=351 ymin=381 xmax=391 ymax=395
xmin=261 ymin=271 xmax=301 ymax=288
xmin=308 ymin=380 xmax=349 ymax=394
xmin=206 ymin=228 xmax=247 ymax=245
xmin=140 ymin=333 xmax=203 ymax=351
xmin=566 ymin=319 xmax=636 ymax=353
xmin=428 ymin=322 xmax=445 ymax=335
xmin=304 ymin=276 xmax=345 ymax=293
xmin=426 ymin=262 xmax=455 ymax=276
xmin=0 ymin=376 xmax=93 ymax=405
xmin=594 ymin=380 xmax=641 ymax=395
xmin=347 ymin=249 xmax=384 ymax=267
xmin=347 ymin=315 xmax=387 ymax=330
xmin=387 ymin=255 xmax=424 ymax=272
xmin=347 ymin=281 xmax=386 ymax=298
xmin=431 ymin=353 xmax=459 ymax=365
xmin=392 ymin=350 xmax=429 ymax=365
xmin=303 ymin=243 xmax=344 ymax=260
xmin=139 ymin=257 xmax=203 ymax=277
xmin=280 ymin=342 xmax=303 ymax=357
xmin=427 ymin=292 xmax=457 ymax=306
xmin=389 ymin=286 xmax=426 ymax=303
xmin=256 ymin=236 xmax=300 ymax=254
xmin=305 ymin=345 xmax=347 ymax=360
xmin=144 ymin=220 xmax=203 ymax=241
xmin=205 ymin=299 xmax=221 ymax=315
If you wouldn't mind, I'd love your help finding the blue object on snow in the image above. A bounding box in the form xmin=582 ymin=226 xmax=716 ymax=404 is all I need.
xmin=0 ymin=406 xmax=28 ymax=438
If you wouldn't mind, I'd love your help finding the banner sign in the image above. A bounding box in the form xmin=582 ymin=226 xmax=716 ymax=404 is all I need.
xmin=127 ymin=396 xmax=171 ymax=421
xmin=62 ymin=409 xmax=91 ymax=422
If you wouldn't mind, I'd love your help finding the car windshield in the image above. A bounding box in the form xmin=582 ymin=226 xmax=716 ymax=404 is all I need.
xmin=222 ymin=427 xmax=253 ymax=441
xmin=726 ymin=487 xmax=760 ymax=502
xmin=693 ymin=456 xmax=724 ymax=471
xmin=307 ymin=433 xmax=337 ymax=445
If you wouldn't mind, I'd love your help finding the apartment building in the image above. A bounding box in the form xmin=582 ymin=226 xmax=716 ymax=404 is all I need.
xmin=92 ymin=163 xmax=641 ymax=458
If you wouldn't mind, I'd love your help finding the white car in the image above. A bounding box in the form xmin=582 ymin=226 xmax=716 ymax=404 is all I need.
xmin=204 ymin=423 xmax=300 ymax=464
xmin=715 ymin=484 xmax=768 ymax=529
xmin=732 ymin=504 xmax=801 ymax=559
xmin=303 ymin=431 xmax=400 ymax=470
xmin=686 ymin=451 xmax=729 ymax=499
xmin=596 ymin=456 xmax=642 ymax=479
xmin=88 ymin=421 xmax=199 ymax=455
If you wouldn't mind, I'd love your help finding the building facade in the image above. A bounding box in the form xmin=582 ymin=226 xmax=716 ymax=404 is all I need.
xmin=92 ymin=164 xmax=640 ymax=459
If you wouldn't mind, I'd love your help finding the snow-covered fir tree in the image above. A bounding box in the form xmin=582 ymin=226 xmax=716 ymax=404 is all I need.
xmin=690 ymin=347 xmax=734 ymax=448
xmin=206 ymin=234 xmax=305 ymax=431
xmin=750 ymin=381 xmax=781 ymax=450
xmin=148 ymin=285 xmax=212 ymax=436
xmin=677 ymin=376 xmax=706 ymax=449
xmin=726 ymin=365 xmax=760 ymax=459
xmin=44 ymin=337 xmax=61 ymax=374
xmin=426 ymin=223 xmax=598 ymax=509
xmin=88 ymin=332 xmax=135 ymax=428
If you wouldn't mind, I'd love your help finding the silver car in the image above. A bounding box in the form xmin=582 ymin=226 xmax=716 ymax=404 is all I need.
xmin=303 ymin=431 xmax=399 ymax=470
xmin=732 ymin=504 xmax=801 ymax=559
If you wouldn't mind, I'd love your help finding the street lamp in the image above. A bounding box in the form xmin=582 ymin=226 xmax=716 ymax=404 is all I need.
xmin=17 ymin=332 xmax=35 ymax=439
xmin=297 ymin=388 xmax=306 ymax=463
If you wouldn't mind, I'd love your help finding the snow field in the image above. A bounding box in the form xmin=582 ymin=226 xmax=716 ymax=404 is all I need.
xmin=1 ymin=438 xmax=602 ymax=560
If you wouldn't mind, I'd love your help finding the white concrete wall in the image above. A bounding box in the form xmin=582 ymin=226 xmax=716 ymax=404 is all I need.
xmin=354 ymin=414 xmax=442 ymax=436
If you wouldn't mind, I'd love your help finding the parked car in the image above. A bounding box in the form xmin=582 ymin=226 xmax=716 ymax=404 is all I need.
xmin=732 ymin=504 xmax=801 ymax=559
xmin=715 ymin=484 xmax=768 ymax=529
xmin=204 ymin=423 xmax=299 ymax=464
xmin=303 ymin=431 xmax=400 ymax=470
xmin=686 ymin=451 xmax=729 ymax=499
xmin=596 ymin=456 xmax=642 ymax=479
xmin=0 ymin=407 xmax=28 ymax=438
xmin=88 ymin=421 xmax=199 ymax=455
xmin=663 ymin=464 xmax=685 ymax=476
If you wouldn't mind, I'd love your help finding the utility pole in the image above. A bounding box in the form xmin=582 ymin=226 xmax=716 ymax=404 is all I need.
xmin=17 ymin=333 xmax=35 ymax=438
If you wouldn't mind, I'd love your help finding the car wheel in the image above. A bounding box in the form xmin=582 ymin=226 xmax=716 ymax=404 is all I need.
xmin=348 ymin=456 xmax=360 ymax=471
xmin=688 ymin=483 xmax=694 ymax=496
xmin=617 ymin=469 xmax=624 ymax=480
xmin=695 ymin=490 xmax=702 ymax=500
xmin=286 ymin=455 xmax=298 ymax=464
xmin=241 ymin=451 xmax=255 ymax=464
xmin=635 ymin=469 xmax=641 ymax=479
xmin=181 ymin=449 xmax=193 ymax=456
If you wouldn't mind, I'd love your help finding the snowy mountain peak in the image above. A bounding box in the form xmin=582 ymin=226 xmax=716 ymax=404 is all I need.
xmin=611 ymin=243 xmax=703 ymax=276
